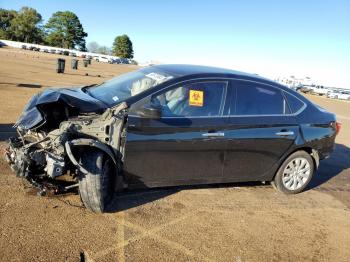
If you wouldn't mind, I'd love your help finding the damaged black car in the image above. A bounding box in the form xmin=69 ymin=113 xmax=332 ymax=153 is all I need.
xmin=6 ymin=64 xmax=339 ymax=212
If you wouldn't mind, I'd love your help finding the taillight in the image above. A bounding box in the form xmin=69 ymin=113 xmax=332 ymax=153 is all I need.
xmin=335 ymin=121 xmax=341 ymax=135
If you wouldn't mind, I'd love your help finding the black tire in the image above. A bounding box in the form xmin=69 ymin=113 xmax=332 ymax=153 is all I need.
xmin=78 ymin=150 xmax=117 ymax=213
xmin=271 ymin=150 xmax=315 ymax=194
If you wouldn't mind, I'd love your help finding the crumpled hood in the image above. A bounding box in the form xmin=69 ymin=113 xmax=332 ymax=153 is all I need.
xmin=15 ymin=87 xmax=107 ymax=130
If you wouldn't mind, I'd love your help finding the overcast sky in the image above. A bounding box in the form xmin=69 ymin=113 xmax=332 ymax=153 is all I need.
xmin=2 ymin=0 xmax=350 ymax=89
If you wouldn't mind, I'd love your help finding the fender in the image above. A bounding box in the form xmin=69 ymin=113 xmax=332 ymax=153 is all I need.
xmin=311 ymin=148 xmax=320 ymax=168
xmin=65 ymin=138 xmax=117 ymax=175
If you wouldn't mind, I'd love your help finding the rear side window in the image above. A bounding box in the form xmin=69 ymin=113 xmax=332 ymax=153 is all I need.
xmin=284 ymin=92 xmax=305 ymax=113
xmin=234 ymin=81 xmax=289 ymax=115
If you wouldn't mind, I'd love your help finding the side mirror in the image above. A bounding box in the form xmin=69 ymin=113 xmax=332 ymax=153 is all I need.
xmin=137 ymin=104 xmax=162 ymax=119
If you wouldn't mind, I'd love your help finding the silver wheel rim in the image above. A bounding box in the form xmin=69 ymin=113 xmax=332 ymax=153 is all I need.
xmin=282 ymin=157 xmax=311 ymax=190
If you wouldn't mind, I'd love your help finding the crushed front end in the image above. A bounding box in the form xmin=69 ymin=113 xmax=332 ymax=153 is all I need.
xmin=5 ymin=87 xmax=128 ymax=196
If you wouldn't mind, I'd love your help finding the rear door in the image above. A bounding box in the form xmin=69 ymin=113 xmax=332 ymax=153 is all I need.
xmin=222 ymin=80 xmax=302 ymax=182
xmin=124 ymin=79 xmax=229 ymax=187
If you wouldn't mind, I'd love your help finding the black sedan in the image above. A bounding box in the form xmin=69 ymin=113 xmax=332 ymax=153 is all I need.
xmin=6 ymin=64 xmax=340 ymax=212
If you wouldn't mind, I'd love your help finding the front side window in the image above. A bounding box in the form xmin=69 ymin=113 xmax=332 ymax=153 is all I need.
xmin=235 ymin=81 xmax=289 ymax=115
xmin=152 ymin=81 xmax=226 ymax=117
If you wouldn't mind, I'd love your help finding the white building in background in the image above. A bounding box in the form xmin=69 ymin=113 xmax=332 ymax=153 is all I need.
xmin=275 ymin=76 xmax=316 ymax=88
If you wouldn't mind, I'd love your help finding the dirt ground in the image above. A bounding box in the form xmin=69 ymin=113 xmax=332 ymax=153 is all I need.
xmin=0 ymin=47 xmax=349 ymax=262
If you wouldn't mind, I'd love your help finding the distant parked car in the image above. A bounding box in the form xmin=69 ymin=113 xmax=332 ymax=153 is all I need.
xmin=21 ymin=45 xmax=27 ymax=50
xmin=69 ymin=52 xmax=77 ymax=57
xmin=328 ymin=90 xmax=350 ymax=100
xmin=298 ymin=85 xmax=313 ymax=93
xmin=96 ymin=56 xmax=112 ymax=63
xmin=111 ymin=58 xmax=121 ymax=64
xmin=327 ymin=90 xmax=338 ymax=99
xmin=339 ymin=91 xmax=350 ymax=100
xmin=311 ymin=85 xmax=329 ymax=96
xmin=63 ymin=51 xmax=69 ymax=56
xmin=293 ymin=84 xmax=303 ymax=91
xmin=50 ymin=49 xmax=56 ymax=54
xmin=120 ymin=58 xmax=130 ymax=64
xmin=56 ymin=50 xmax=63 ymax=55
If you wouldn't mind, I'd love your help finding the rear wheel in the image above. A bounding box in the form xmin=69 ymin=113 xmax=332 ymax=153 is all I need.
xmin=78 ymin=150 xmax=117 ymax=212
xmin=272 ymin=151 xmax=314 ymax=194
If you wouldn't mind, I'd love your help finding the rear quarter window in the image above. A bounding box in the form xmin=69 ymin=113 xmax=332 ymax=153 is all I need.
xmin=284 ymin=92 xmax=305 ymax=114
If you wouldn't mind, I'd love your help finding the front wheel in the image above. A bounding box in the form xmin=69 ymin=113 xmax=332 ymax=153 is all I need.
xmin=78 ymin=150 xmax=117 ymax=212
xmin=272 ymin=151 xmax=314 ymax=194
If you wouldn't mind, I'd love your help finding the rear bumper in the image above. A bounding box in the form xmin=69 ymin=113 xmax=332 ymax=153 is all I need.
xmin=318 ymin=143 xmax=335 ymax=160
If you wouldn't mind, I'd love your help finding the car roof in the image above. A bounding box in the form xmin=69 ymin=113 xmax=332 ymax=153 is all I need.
xmin=141 ymin=64 xmax=295 ymax=94
xmin=151 ymin=64 xmax=266 ymax=80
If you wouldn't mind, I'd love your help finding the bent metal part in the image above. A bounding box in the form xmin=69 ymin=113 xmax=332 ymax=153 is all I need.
xmin=5 ymin=101 xmax=128 ymax=196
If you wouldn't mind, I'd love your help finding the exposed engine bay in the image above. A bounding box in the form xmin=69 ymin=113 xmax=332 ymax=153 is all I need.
xmin=5 ymin=87 xmax=128 ymax=196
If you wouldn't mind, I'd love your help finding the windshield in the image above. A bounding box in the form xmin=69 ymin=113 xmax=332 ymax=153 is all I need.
xmin=87 ymin=67 xmax=175 ymax=106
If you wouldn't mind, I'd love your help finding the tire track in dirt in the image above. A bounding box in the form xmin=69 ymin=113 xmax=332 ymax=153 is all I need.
xmin=116 ymin=212 xmax=125 ymax=262
xmin=93 ymin=209 xmax=215 ymax=261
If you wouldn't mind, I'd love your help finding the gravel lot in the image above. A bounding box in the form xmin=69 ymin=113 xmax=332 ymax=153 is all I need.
xmin=0 ymin=47 xmax=349 ymax=262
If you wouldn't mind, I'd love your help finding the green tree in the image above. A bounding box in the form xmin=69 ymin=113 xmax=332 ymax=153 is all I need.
xmin=112 ymin=34 xmax=134 ymax=58
xmin=45 ymin=11 xmax=87 ymax=50
xmin=9 ymin=7 xmax=43 ymax=43
xmin=0 ymin=9 xmax=17 ymax=39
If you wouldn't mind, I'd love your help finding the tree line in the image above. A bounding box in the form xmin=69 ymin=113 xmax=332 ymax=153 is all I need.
xmin=0 ymin=7 xmax=134 ymax=58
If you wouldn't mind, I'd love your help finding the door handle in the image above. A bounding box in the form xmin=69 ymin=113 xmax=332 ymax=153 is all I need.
xmin=202 ymin=132 xmax=225 ymax=137
xmin=275 ymin=131 xmax=294 ymax=136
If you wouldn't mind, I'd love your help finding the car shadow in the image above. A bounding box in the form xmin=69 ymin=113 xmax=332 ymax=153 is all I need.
xmin=105 ymin=182 xmax=267 ymax=213
xmin=307 ymin=143 xmax=350 ymax=190
xmin=62 ymin=72 xmax=103 ymax=78
xmin=17 ymin=83 xmax=42 ymax=88
xmin=0 ymin=123 xmax=15 ymax=142
xmin=106 ymin=188 xmax=179 ymax=213
xmin=0 ymin=82 xmax=42 ymax=88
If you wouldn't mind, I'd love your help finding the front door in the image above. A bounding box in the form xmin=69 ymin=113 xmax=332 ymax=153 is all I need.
xmin=123 ymin=80 xmax=229 ymax=188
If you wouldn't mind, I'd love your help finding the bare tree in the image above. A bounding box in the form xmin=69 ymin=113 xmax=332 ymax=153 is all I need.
xmin=87 ymin=41 xmax=99 ymax=53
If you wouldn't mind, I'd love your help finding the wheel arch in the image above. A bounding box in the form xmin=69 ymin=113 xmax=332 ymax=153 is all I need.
xmin=270 ymin=146 xmax=319 ymax=181
xmin=294 ymin=147 xmax=319 ymax=168
xmin=65 ymin=138 xmax=119 ymax=175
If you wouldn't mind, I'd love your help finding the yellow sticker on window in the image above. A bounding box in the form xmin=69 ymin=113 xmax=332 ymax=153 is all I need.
xmin=189 ymin=90 xmax=204 ymax=107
